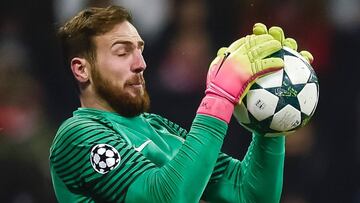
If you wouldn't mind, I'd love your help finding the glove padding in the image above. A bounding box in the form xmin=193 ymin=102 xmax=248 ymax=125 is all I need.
xmin=197 ymin=34 xmax=283 ymax=123
xmin=253 ymin=23 xmax=314 ymax=64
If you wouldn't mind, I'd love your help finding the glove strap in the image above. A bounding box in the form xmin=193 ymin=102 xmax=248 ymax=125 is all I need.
xmin=206 ymin=83 xmax=238 ymax=104
xmin=197 ymin=94 xmax=234 ymax=123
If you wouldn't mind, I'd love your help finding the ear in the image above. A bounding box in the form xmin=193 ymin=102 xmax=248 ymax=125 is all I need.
xmin=71 ymin=57 xmax=90 ymax=83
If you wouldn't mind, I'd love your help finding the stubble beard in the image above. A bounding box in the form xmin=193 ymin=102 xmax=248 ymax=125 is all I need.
xmin=91 ymin=65 xmax=150 ymax=117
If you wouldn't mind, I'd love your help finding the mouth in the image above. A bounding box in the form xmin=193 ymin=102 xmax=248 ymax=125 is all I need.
xmin=126 ymin=80 xmax=144 ymax=87
xmin=125 ymin=77 xmax=145 ymax=92
xmin=128 ymin=84 xmax=143 ymax=89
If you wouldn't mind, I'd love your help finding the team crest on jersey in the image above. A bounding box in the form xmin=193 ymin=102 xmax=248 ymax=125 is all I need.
xmin=90 ymin=144 xmax=121 ymax=174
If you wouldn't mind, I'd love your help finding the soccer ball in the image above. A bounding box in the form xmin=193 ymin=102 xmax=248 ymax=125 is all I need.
xmin=234 ymin=47 xmax=319 ymax=137
xmin=90 ymin=144 xmax=121 ymax=174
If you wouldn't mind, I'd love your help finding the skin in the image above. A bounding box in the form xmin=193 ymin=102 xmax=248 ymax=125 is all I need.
xmin=70 ymin=21 xmax=147 ymax=112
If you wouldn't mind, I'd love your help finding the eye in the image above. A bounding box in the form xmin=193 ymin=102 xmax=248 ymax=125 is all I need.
xmin=117 ymin=53 xmax=127 ymax=57
xmin=117 ymin=48 xmax=133 ymax=57
xmin=112 ymin=46 xmax=128 ymax=57
xmin=116 ymin=50 xmax=130 ymax=57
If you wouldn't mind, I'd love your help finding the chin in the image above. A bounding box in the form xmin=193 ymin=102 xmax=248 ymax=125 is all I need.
xmin=127 ymin=87 xmax=144 ymax=97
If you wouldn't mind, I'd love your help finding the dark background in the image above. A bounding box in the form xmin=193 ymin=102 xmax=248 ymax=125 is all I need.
xmin=0 ymin=0 xmax=359 ymax=202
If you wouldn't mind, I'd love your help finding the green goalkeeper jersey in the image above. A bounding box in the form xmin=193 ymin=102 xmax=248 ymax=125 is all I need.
xmin=49 ymin=108 xmax=285 ymax=203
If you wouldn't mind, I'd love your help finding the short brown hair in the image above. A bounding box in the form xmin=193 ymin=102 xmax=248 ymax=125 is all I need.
xmin=58 ymin=5 xmax=132 ymax=66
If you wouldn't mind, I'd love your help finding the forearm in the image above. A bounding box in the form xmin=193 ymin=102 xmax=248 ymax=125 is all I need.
xmin=126 ymin=114 xmax=228 ymax=203
xmin=239 ymin=134 xmax=285 ymax=203
xmin=203 ymin=134 xmax=285 ymax=203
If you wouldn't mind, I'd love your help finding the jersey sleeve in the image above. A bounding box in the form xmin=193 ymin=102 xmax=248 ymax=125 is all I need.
xmin=144 ymin=113 xmax=233 ymax=183
xmin=144 ymin=113 xmax=285 ymax=203
xmin=50 ymin=117 xmax=157 ymax=202
xmin=50 ymin=114 xmax=228 ymax=203
xmin=202 ymin=134 xmax=285 ymax=203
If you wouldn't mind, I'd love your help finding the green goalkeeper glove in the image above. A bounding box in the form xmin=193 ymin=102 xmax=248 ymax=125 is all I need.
xmin=253 ymin=23 xmax=314 ymax=64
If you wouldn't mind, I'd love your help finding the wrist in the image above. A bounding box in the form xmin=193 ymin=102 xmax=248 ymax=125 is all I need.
xmin=197 ymin=94 xmax=234 ymax=123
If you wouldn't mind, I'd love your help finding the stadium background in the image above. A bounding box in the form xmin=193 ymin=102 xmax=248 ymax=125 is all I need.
xmin=0 ymin=0 xmax=359 ymax=202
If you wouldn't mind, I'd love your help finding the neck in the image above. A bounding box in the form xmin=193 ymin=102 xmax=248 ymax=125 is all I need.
xmin=79 ymin=89 xmax=114 ymax=113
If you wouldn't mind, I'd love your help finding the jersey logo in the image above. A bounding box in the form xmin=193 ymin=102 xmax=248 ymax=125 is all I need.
xmin=134 ymin=140 xmax=151 ymax=152
xmin=90 ymin=144 xmax=121 ymax=174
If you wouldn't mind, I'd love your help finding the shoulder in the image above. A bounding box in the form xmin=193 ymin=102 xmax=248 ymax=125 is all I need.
xmin=58 ymin=115 xmax=112 ymax=137
xmin=142 ymin=113 xmax=176 ymax=128
xmin=142 ymin=113 xmax=188 ymax=137
xmin=142 ymin=112 xmax=167 ymax=122
xmin=50 ymin=115 xmax=117 ymax=154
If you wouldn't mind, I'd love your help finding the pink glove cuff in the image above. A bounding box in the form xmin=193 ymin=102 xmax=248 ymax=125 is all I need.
xmin=197 ymin=95 xmax=234 ymax=123
xmin=205 ymin=83 xmax=238 ymax=104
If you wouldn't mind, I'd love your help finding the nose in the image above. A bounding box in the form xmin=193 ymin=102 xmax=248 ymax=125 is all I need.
xmin=131 ymin=49 xmax=147 ymax=73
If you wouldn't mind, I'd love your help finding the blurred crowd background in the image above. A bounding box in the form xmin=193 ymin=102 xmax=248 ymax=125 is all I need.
xmin=0 ymin=0 xmax=359 ymax=202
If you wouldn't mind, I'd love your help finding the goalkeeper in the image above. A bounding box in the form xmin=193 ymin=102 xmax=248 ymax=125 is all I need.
xmin=49 ymin=5 xmax=313 ymax=203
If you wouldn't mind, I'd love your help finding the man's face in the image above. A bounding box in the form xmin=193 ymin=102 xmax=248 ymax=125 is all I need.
xmin=90 ymin=21 xmax=150 ymax=117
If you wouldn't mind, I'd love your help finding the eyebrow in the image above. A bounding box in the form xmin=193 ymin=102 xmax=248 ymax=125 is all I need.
xmin=111 ymin=40 xmax=145 ymax=49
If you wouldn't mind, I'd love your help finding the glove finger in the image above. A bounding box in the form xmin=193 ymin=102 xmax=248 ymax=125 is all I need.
xmin=227 ymin=34 xmax=271 ymax=53
xmin=209 ymin=55 xmax=223 ymax=67
xmin=252 ymin=58 xmax=284 ymax=81
xmin=217 ymin=47 xmax=228 ymax=56
xmin=247 ymin=39 xmax=282 ymax=61
xmin=283 ymin=38 xmax=298 ymax=51
xmin=269 ymin=26 xmax=285 ymax=45
xmin=253 ymin=23 xmax=268 ymax=35
xmin=239 ymin=57 xmax=283 ymax=101
xmin=232 ymin=35 xmax=279 ymax=60
xmin=259 ymin=57 xmax=284 ymax=70
xmin=208 ymin=47 xmax=228 ymax=68
xmin=226 ymin=37 xmax=246 ymax=53
xmin=300 ymin=50 xmax=314 ymax=64
xmin=250 ymin=57 xmax=284 ymax=76
xmin=234 ymin=34 xmax=274 ymax=53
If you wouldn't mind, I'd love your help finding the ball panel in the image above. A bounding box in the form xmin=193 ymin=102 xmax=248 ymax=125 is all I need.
xmin=256 ymin=69 xmax=284 ymax=88
xmin=241 ymin=114 xmax=277 ymax=135
xmin=266 ymin=71 xmax=304 ymax=113
xmin=307 ymin=68 xmax=319 ymax=83
xmin=283 ymin=47 xmax=310 ymax=64
xmin=247 ymin=89 xmax=279 ymax=121
xmin=297 ymin=83 xmax=319 ymax=116
xmin=284 ymin=55 xmax=311 ymax=84
xmin=270 ymin=105 xmax=301 ymax=131
xmin=234 ymin=102 xmax=250 ymax=124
